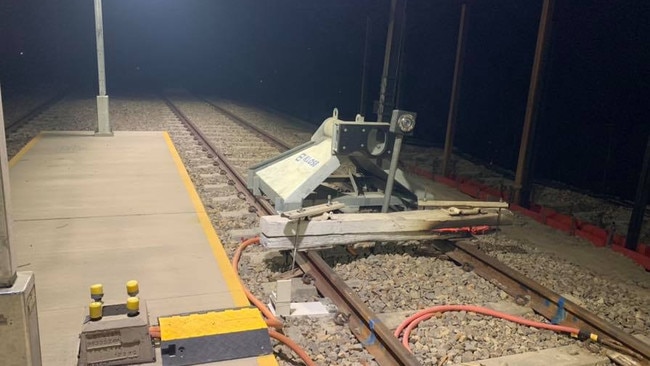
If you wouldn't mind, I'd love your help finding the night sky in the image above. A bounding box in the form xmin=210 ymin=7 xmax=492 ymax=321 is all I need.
xmin=0 ymin=0 xmax=648 ymax=200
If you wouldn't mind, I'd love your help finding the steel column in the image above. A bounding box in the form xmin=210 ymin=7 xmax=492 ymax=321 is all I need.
xmin=382 ymin=134 xmax=404 ymax=212
xmin=513 ymin=0 xmax=555 ymax=206
xmin=0 ymin=86 xmax=16 ymax=288
xmin=441 ymin=2 xmax=470 ymax=177
xmin=377 ymin=0 xmax=407 ymax=122
xmin=625 ymin=134 xmax=650 ymax=251
xmin=94 ymin=0 xmax=112 ymax=135
xmin=359 ymin=17 xmax=371 ymax=116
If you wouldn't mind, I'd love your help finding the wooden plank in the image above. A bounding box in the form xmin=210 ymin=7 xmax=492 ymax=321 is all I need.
xmin=260 ymin=209 xmax=512 ymax=250
xmin=418 ymin=200 xmax=508 ymax=209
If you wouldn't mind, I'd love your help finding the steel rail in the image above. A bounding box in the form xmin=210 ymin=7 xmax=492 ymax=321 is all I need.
xmin=163 ymin=95 xmax=421 ymax=365
xmin=296 ymin=251 xmax=421 ymax=365
xmin=197 ymin=96 xmax=292 ymax=151
xmin=162 ymin=95 xmax=268 ymax=215
xmin=446 ymin=240 xmax=650 ymax=361
xmin=5 ymin=89 xmax=69 ymax=132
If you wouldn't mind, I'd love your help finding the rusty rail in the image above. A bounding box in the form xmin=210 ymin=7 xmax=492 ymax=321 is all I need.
xmin=162 ymin=95 xmax=268 ymax=215
xmin=296 ymin=251 xmax=421 ymax=365
xmin=5 ymin=89 xmax=69 ymax=132
xmin=446 ymin=240 xmax=650 ymax=361
xmin=197 ymin=96 xmax=292 ymax=151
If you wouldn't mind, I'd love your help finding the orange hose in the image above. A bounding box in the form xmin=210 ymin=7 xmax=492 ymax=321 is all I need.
xmin=269 ymin=329 xmax=318 ymax=366
xmin=233 ymin=237 xmax=319 ymax=365
xmin=232 ymin=237 xmax=284 ymax=329
xmin=149 ymin=325 xmax=161 ymax=339
xmin=394 ymin=304 xmax=583 ymax=351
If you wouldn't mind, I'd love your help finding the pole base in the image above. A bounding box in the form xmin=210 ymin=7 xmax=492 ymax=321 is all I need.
xmin=95 ymin=95 xmax=113 ymax=136
xmin=0 ymin=272 xmax=41 ymax=366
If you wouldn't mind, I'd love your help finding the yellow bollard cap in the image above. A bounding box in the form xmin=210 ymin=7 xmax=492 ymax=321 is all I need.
xmin=126 ymin=297 xmax=140 ymax=312
xmin=90 ymin=284 xmax=104 ymax=300
xmin=89 ymin=302 xmax=103 ymax=320
xmin=126 ymin=280 xmax=139 ymax=296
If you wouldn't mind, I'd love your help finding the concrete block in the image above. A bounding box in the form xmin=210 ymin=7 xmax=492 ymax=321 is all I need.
xmin=261 ymin=278 xmax=318 ymax=301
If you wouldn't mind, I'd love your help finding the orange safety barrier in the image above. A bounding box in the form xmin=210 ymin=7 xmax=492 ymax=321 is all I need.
xmin=405 ymin=164 xmax=650 ymax=270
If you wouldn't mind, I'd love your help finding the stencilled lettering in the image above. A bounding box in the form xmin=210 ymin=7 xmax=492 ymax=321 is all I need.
xmin=295 ymin=153 xmax=320 ymax=168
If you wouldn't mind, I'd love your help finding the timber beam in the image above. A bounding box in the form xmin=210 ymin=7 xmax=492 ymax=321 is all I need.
xmin=260 ymin=208 xmax=513 ymax=250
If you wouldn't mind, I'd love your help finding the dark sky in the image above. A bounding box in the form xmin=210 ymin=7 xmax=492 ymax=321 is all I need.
xmin=0 ymin=0 xmax=648 ymax=200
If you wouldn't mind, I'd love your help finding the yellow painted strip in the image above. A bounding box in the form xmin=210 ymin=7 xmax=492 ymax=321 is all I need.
xmin=257 ymin=354 xmax=279 ymax=366
xmin=162 ymin=132 xmax=249 ymax=307
xmin=9 ymin=133 xmax=42 ymax=167
xmin=159 ymin=308 xmax=267 ymax=341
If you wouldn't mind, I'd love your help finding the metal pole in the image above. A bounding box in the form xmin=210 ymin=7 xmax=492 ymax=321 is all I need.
xmin=381 ymin=135 xmax=404 ymax=212
xmin=359 ymin=17 xmax=371 ymax=116
xmin=513 ymin=0 xmax=554 ymax=206
xmin=441 ymin=2 xmax=470 ymax=177
xmin=394 ymin=9 xmax=408 ymax=109
xmin=94 ymin=0 xmax=112 ymax=135
xmin=377 ymin=0 xmax=406 ymax=123
xmin=94 ymin=0 xmax=106 ymax=96
xmin=625 ymin=134 xmax=650 ymax=251
xmin=0 ymin=86 xmax=16 ymax=288
xmin=377 ymin=0 xmax=397 ymax=122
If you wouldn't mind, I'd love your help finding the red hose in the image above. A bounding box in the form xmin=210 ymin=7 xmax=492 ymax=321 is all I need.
xmin=394 ymin=304 xmax=583 ymax=351
xmin=232 ymin=237 xmax=284 ymax=329
xmin=233 ymin=237 xmax=317 ymax=365
xmin=269 ymin=329 xmax=318 ymax=366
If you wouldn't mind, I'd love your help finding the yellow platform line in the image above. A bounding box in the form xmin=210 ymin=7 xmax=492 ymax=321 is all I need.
xmin=163 ymin=132 xmax=249 ymax=307
xmin=9 ymin=133 xmax=42 ymax=168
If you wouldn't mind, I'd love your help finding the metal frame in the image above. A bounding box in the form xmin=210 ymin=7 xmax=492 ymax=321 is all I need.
xmin=248 ymin=110 xmax=418 ymax=213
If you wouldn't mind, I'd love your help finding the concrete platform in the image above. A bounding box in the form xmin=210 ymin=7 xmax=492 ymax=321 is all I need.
xmin=9 ymin=132 xmax=276 ymax=366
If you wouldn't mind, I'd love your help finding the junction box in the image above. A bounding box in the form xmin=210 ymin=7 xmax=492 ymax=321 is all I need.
xmin=77 ymin=301 xmax=155 ymax=365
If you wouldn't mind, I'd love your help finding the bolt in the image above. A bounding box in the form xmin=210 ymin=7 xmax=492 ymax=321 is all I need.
xmin=515 ymin=295 xmax=529 ymax=306
xmin=333 ymin=312 xmax=350 ymax=326
xmin=301 ymin=274 xmax=315 ymax=285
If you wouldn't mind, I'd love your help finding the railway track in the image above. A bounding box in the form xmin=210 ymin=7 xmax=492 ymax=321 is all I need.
xmin=4 ymin=89 xmax=69 ymax=133
xmin=162 ymin=91 xmax=420 ymax=364
xmin=160 ymin=92 xmax=649 ymax=365
xmin=5 ymin=91 xmax=647 ymax=364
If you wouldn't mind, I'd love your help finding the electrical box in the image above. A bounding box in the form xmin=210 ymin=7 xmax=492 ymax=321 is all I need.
xmin=0 ymin=271 xmax=41 ymax=366
xmin=78 ymin=301 xmax=155 ymax=365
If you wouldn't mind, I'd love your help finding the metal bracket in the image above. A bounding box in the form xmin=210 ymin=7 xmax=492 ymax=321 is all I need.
xmin=281 ymin=201 xmax=345 ymax=220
